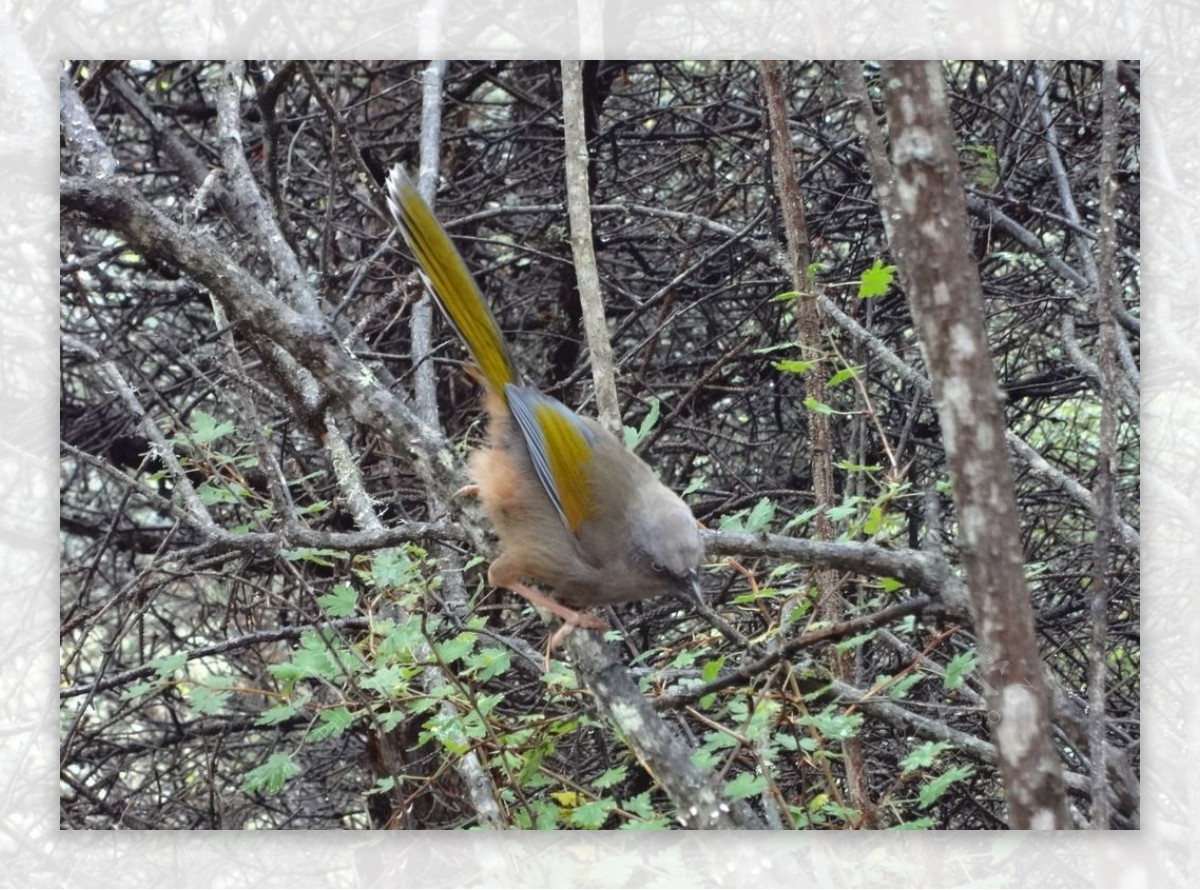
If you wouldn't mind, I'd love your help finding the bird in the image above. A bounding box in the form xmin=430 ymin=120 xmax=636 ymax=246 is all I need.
xmin=385 ymin=166 xmax=704 ymax=644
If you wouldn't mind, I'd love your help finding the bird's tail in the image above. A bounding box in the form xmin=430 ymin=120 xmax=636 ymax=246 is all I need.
xmin=385 ymin=166 xmax=517 ymax=398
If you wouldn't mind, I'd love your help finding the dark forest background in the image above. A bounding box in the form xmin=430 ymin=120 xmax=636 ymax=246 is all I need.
xmin=59 ymin=60 xmax=1139 ymax=830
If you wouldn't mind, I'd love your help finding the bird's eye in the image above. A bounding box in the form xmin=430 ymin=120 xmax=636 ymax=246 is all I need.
xmin=650 ymin=560 xmax=666 ymax=575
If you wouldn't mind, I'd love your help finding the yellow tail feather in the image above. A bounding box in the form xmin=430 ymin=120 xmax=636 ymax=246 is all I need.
xmin=386 ymin=167 xmax=517 ymax=397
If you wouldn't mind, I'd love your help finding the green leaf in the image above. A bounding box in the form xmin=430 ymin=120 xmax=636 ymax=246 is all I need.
xmin=670 ymin=649 xmax=698 ymax=669
xmin=421 ymin=711 xmax=475 ymax=756
xmin=863 ymin=505 xmax=885 ymax=535
xmin=889 ymin=817 xmax=935 ymax=830
xmin=266 ymin=662 xmax=304 ymax=689
xmin=823 ymin=801 xmax=861 ymax=823
xmin=377 ymin=617 xmax=423 ymax=662
xmin=624 ymin=398 xmax=662 ymax=449
xmin=773 ymin=359 xmax=815 ymax=375
xmin=268 ymin=629 xmax=342 ymax=685
xmin=901 ymin=741 xmax=952 ymax=775
xmin=474 ymin=692 xmax=505 ymax=718
xmin=726 ymin=566 xmax=769 ymax=590
xmin=186 ymin=685 xmax=231 ymax=716
xmin=827 ymin=366 xmax=861 ymax=387
xmin=858 ymin=259 xmax=897 ymax=299
xmin=782 ymin=505 xmax=824 ymax=532
xmin=724 ymin=772 xmax=767 ymax=800
xmin=943 ymin=650 xmax=979 ymax=691
xmin=718 ymin=497 xmax=774 ymax=534
xmin=803 ymin=396 xmax=836 ymax=415
xmin=963 ymin=143 xmax=1000 ymax=189
xmin=570 ymin=798 xmax=617 ymax=828
xmin=701 ymin=654 xmax=727 ymax=683
xmin=835 ymin=459 xmax=883 ymax=473
xmin=121 ymin=681 xmax=156 ymax=699
xmin=256 ymin=701 xmax=299 ymax=726
xmin=642 ymin=398 xmax=661 ymax=433
xmin=623 ymin=792 xmax=659 ymax=822
xmin=745 ymin=699 xmax=781 ymax=739
xmin=369 ymin=776 xmax=396 ymax=795
xmin=187 ymin=409 xmax=235 ymax=445
xmin=622 ymin=815 xmax=672 ymax=830
xmin=241 ymin=752 xmax=301 ymax=795
xmin=745 ymin=497 xmax=775 ymax=533
xmin=700 ymin=729 xmax=741 ymax=753
xmin=717 ymin=512 xmax=743 ymax=532
xmin=887 ymin=672 xmax=924 ymax=700
xmin=771 ymin=290 xmax=799 ymax=302
xmin=591 ymin=765 xmax=628 ymax=790
xmin=513 ymin=744 xmax=546 ymax=788
xmin=525 ymin=799 xmax=563 ymax=830
xmin=833 ymin=630 xmax=877 ymax=653
xmin=149 ymin=653 xmax=187 ymax=680
xmin=690 ymin=748 xmax=720 ymax=771
xmin=753 ymin=341 xmax=798 ymax=355
xmin=541 ymin=660 xmax=578 ymax=689
xmin=365 ymin=549 xmax=423 ymax=589
xmin=258 ymin=690 xmax=309 ymax=728
xmin=317 ymin=582 xmax=358 ymax=617
xmin=826 ymin=497 xmax=862 ymax=522
xmin=682 ymin=473 xmax=707 ymax=497
xmin=436 ymin=631 xmax=477 ymax=664
xmin=281 ymin=547 xmax=349 ymax=567
xmin=879 ymin=577 xmax=905 ymax=593
xmin=377 ymin=709 xmax=406 ymax=733
xmin=308 ymin=706 xmax=355 ymax=742
xmin=799 ymin=706 xmax=863 ymax=741
xmin=196 ymin=481 xmax=237 ymax=505
xmin=918 ymin=765 xmax=975 ymax=808
xmin=360 ymin=663 xmax=406 ymax=695
xmin=465 ymin=647 xmax=512 ymax=682
xmin=773 ymin=732 xmax=799 ymax=752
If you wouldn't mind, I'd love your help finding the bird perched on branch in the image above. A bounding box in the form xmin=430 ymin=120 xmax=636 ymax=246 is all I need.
xmin=385 ymin=166 xmax=703 ymax=645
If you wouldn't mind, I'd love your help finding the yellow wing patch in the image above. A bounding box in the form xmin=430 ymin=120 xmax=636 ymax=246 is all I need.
xmin=532 ymin=401 xmax=596 ymax=533
xmin=488 ymin=384 xmax=599 ymax=536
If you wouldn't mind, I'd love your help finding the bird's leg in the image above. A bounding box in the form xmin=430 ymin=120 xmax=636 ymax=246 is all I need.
xmin=453 ymin=483 xmax=480 ymax=499
xmin=546 ymin=621 xmax=579 ymax=653
xmin=488 ymin=557 xmax=607 ymax=634
xmin=500 ymin=578 xmax=607 ymax=633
